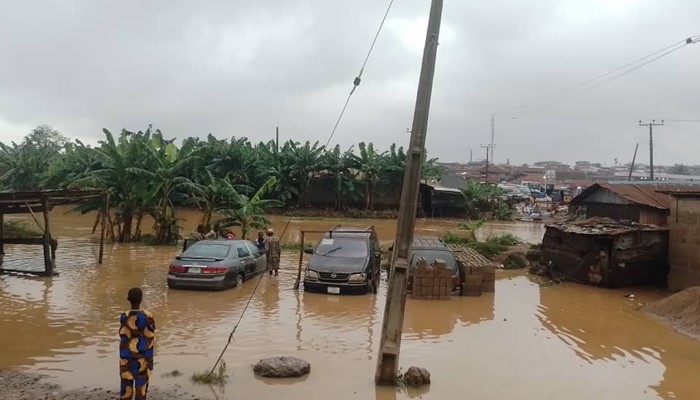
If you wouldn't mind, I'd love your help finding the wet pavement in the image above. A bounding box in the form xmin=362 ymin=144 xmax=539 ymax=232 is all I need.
xmin=1 ymin=208 xmax=699 ymax=399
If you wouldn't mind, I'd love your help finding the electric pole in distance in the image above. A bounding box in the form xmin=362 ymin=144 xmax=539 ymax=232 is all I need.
xmin=638 ymin=119 xmax=664 ymax=181
xmin=480 ymin=144 xmax=495 ymax=183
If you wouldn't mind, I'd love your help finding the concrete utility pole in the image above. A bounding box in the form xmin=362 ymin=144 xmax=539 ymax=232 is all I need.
xmin=628 ymin=143 xmax=639 ymax=181
xmin=375 ymin=0 xmax=443 ymax=386
xmin=481 ymin=144 xmax=495 ymax=183
xmin=639 ymin=120 xmax=664 ymax=181
xmin=490 ymin=114 xmax=495 ymax=164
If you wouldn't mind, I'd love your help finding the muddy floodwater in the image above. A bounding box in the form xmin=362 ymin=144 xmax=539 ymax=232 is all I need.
xmin=2 ymin=208 xmax=700 ymax=399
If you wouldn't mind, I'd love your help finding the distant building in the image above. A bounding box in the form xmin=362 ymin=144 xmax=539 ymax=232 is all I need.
xmin=569 ymin=182 xmax=700 ymax=226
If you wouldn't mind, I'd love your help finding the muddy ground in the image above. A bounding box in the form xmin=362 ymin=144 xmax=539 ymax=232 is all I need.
xmin=644 ymin=286 xmax=700 ymax=342
xmin=0 ymin=370 xmax=210 ymax=400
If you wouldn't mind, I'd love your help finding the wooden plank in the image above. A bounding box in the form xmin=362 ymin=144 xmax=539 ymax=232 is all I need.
xmin=0 ymin=237 xmax=45 ymax=245
xmin=0 ymin=205 xmax=51 ymax=215
xmin=0 ymin=268 xmax=59 ymax=276
xmin=0 ymin=212 xmax=3 ymax=255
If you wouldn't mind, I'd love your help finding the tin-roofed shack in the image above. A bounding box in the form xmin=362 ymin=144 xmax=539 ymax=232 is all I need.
xmin=569 ymin=182 xmax=700 ymax=226
xmin=542 ymin=217 xmax=669 ymax=288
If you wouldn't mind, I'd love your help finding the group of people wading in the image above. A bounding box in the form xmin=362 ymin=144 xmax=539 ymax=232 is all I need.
xmin=189 ymin=224 xmax=281 ymax=276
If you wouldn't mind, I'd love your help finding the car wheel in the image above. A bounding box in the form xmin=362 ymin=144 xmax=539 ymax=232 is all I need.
xmin=372 ymin=274 xmax=379 ymax=293
xmin=236 ymin=273 xmax=244 ymax=288
xmin=367 ymin=279 xmax=374 ymax=294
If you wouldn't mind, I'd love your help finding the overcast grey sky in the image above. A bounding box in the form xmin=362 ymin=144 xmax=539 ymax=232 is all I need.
xmin=0 ymin=0 xmax=698 ymax=166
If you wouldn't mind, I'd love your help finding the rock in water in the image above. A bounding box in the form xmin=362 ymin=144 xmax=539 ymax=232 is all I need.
xmin=403 ymin=366 xmax=431 ymax=386
xmin=253 ymin=356 xmax=311 ymax=378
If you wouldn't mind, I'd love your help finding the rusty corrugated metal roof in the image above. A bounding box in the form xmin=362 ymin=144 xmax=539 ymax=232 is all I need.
xmin=546 ymin=217 xmax=668 ymax=236
xmin=570 ymin=183 xmax=700 ymax=209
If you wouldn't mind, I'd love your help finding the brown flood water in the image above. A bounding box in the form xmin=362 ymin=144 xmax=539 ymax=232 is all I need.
xmin=1 ymin=207 xmax=700 ymax=399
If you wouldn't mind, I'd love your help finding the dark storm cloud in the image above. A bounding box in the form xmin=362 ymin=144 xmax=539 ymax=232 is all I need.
xmin=1 ymin=0 xmax=699 ymax=165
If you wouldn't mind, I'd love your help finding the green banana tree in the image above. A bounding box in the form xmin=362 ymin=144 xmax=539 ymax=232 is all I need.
xmin=216 ymin=177 xmax=284 ymax=239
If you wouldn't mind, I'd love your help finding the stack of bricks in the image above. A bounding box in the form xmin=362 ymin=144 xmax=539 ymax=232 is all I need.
xmin=448 ymin=244 xmax=497 ymax=296
xmin=411 ymin=258 xmax=453 ymax=300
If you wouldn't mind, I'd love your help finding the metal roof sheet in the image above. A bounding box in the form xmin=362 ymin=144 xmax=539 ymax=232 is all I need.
xmin=570 ymin=182 xmax=700 ymax=209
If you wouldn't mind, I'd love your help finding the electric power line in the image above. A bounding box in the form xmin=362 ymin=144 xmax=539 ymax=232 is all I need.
xmin=325 ymin=0 xmax=396 ymax=148
xmin=502 ymin=35 xmax=699 ymax=115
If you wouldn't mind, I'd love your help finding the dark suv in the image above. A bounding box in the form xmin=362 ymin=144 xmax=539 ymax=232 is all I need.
xmin=407 ymin=236 xmax=461 ymax=292
xmin=303 ymin=226 xmax=381 ymax=295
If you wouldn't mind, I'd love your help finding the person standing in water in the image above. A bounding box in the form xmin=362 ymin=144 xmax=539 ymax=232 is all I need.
xmin=255 ymin=231 xmax=266 ymax=252
xmin=265 ymin=228 xmax=281 ymax=276
xmin=119 ymin=288 xmax=156 ymax=400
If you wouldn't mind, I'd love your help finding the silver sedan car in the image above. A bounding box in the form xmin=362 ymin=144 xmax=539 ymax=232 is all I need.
xmin=167 ymin=239 xmax=267 ymax=290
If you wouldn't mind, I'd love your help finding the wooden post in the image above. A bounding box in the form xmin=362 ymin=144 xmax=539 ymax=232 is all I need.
xmin=294 ymin=232 xmax=305 ymax=290
xmin=41 ymin=197 xmax=53 ymax=276
xmin=0 ymin=212 xmax=4 ymax=257
xmin=98 ymin=192 xmax=109 ymax=264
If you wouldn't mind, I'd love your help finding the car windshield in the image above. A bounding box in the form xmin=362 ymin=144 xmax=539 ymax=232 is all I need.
xmin=410 ymin=250 xmax=457 ymax=272
xmin=315 ymin=238 xmax=368 ymax=258
xmin=181 ymin=243 xmax=230 ymax=259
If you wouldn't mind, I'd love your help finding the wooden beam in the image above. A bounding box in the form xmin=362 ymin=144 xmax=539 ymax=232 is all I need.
xmin=0 ymin=268 xmax=59 ymax=277
xmin=0 ymin=237 xmax=45 ymax=245
xmin=0 ymin=206 xmax=52 ymax=215
xmin=42 ymin=197 xmax=53 ymax=277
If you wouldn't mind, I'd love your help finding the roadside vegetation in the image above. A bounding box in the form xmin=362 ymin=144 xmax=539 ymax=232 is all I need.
xmin=0 ymin=125 xmax=444 ymax=245
xmin=2 ymin=220 xmax=42 ymax=238
xmin=442 ymin=221 xmax=521 ymax=259
xmin=459 ymin=181 xmax=515 ymax=221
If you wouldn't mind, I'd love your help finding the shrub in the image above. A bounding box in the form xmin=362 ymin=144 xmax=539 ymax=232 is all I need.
xmin=503 ymin=253 xmax=528 ymax=270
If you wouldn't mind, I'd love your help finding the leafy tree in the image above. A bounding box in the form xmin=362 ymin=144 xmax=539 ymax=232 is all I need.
xmin=283 ymin=140 xmax=325 ymax=208
xmin=668 ymin=163 xmax=690 ymax=175
xmin=216 ymin=177 xmax=284 ymax=239
xmin=188 ymin=170 xmax=248 ymax=227
xmin=354 ymin=142 xmax=386 ymax=210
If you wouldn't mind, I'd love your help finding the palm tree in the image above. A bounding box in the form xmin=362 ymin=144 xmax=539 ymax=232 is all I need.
xmin=354 ymin=142 xmax=386 ymax=210
xmin=216 ymin=177 xmax=285 ymax=239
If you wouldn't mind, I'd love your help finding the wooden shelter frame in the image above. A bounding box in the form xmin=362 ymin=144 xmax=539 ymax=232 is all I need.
xmin=0 ymin=189 xmax=104 ymax=276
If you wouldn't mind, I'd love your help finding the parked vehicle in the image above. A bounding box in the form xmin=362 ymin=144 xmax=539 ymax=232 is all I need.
xmin=407 ymin=237 xmax=461 ymax=292
xmin=167 ymin=239 xmax=267 ymax=290
xmin=303 ymin=226 xmax=381 ymax=295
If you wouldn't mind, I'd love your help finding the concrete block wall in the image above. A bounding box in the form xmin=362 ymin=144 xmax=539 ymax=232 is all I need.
xmin=668 ymin=197 xmax=700 ymax=292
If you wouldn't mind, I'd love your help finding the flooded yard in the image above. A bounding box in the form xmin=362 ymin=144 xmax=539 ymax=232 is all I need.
xmin=1 ymin=208 xmax=700 ymax=399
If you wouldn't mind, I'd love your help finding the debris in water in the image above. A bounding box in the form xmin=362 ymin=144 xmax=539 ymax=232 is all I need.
xmin=400 ymin=366 xmax=431 ymax=387
xmin=253 ymin=356 xmax=310 ymax=378
xmin=624 ymin=294 xmax=635 ymax=299
xmin=192 ymin=361 xmax=228 ymax=385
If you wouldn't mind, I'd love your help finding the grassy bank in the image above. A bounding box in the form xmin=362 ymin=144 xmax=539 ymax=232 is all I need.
xmin=2 ymin=220 xmax=42 ymax=238
xmin=442 ymin=231 xmax=520 ymax=260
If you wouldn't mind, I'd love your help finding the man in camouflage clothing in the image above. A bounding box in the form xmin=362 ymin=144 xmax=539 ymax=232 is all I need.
xmin=265 ymin=228 xmax=281 ymax=276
